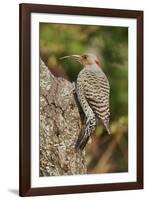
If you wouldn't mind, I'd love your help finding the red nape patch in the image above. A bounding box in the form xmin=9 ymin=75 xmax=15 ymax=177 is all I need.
xmin=95 ymin=60 xmax=100 ymax=66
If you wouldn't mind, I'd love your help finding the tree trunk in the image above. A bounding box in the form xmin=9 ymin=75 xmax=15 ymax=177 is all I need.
xmin=40 ymin=60 xmax=87 ymax=176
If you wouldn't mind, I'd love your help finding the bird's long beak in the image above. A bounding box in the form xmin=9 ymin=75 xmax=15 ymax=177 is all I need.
xmin=59 ymin=55 xmax=81 ymax=62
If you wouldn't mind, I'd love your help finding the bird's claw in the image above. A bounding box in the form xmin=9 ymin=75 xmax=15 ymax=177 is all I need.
xmin=71 ymin=82 xmax=76 ymax=94
xmin=62 ymin=82 xmax=76 ymax=96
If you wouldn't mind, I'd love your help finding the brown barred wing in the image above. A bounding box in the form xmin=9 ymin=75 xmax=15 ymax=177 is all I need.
xmin=83 ymin=70 xmax=111 ymax=134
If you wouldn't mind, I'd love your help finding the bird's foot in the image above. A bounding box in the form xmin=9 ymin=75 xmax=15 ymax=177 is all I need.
xmin=62 ymin=82 xmax=76 ymax=96
xmin=71 ymin=82 xmax=76 ymax=94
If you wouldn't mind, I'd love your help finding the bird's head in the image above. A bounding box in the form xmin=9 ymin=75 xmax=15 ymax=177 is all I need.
xmin=60 ymin=53 xmax=100 ymax=67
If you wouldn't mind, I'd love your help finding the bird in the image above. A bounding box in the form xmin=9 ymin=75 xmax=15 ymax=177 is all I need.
xmin=60 ymin=53 xmax=111 ymax=151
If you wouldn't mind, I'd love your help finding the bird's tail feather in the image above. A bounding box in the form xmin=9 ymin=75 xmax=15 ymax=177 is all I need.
xmin=75 ymin=128 xmax=90 ymax=151
xmin=75 ymin=116 xmax=96 ymax=151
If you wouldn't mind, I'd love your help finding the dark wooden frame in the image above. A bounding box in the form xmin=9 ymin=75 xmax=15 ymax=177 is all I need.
xmin=19 ymin=3 xmax=143 ymax=197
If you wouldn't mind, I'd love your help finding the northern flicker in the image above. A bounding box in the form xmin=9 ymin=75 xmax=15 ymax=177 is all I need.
xmin=60 ymin=53 xmax=110 ymax=150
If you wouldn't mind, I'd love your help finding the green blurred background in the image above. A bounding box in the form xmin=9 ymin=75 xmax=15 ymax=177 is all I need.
xmin=40 ymin=23 xmax=128 ymax=174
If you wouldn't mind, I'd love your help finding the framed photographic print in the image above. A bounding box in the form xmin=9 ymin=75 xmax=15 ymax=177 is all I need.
xmin=19 ymin=3 xmax=143 ymax=196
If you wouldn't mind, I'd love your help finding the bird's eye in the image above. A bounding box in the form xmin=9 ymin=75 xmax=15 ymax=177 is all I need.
xmin=83 ymin=55 xmax=87 ymax=59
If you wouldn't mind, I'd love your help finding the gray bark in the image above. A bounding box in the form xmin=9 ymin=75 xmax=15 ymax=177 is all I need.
xmin=40 ymin=60 xmax=87 ymax=176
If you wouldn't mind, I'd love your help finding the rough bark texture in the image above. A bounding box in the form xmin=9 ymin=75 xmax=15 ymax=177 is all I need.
xmin=40 ymin=60 xmax=87 ymax=176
